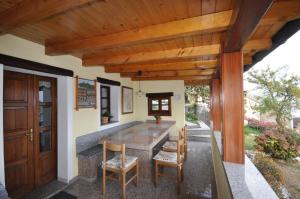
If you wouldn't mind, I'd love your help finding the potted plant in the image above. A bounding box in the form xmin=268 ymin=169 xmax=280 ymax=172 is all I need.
xmin=154 ymin=115 xmax=161 ymax=124
xmin=102 ymin=111 xmax=113 ymax=124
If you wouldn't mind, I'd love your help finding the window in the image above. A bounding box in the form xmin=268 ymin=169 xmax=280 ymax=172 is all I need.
xmin=147 ymin=92 xmax=173 ymax=116
xmin=101 ymin=85 xmax=110 ymax=119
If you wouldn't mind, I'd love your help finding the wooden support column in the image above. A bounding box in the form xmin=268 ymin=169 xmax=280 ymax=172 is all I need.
xmin=221 ymin=51 xmax=244 ymax=164
xmin=211 ymin=79 xmax=221 ymax=131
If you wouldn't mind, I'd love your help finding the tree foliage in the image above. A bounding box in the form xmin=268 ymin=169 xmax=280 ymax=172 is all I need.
xmin=185 ymin=85 xmax=210 ymax=105
xmin=247 ymin=66 xmax=300 ymax=131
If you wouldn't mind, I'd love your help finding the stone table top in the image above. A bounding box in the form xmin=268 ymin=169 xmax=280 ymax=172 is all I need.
xmin=100 ymin=121 xmax=176 ymax=151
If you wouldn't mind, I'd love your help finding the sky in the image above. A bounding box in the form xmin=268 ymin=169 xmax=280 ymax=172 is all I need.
xmin=244 ymin=30 xmax=300 ymax=116
xmin=244 ymin=30 xmax=300 ymax=91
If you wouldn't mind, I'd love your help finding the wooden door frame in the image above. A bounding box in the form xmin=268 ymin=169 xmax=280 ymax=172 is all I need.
xmin=0 ymin=64 xmax=4 ymax=186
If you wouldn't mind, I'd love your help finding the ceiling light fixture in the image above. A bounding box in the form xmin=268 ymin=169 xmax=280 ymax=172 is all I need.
xmin=135 ymin=70 xmax=145 ymax=97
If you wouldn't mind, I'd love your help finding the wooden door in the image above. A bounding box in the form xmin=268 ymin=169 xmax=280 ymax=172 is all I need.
xmin=3 ymin=71 xmax=35 ymax=198
xmin=34 ymin=75 xmax=57 ymax=186
xmin=4 ymin=71 xmax=57 ymax=198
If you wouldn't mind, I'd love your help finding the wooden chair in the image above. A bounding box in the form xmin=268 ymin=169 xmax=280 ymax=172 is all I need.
xmin=162 ymin=126 xmax=188 ymax=159
xmin=153 ymin=138 xmax=185 ymax=194
xmin=102 ymin=141 xmax=139 ymax=199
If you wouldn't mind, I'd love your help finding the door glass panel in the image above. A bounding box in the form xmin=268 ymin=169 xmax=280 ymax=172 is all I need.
xmin=39 ymin=81 xmax=51 ymax=103
xmin=39 ymin=106 xmax=52 ymax=128
xmin=39 ymin=80 xmax=52 ymax=153
xmin=40 ymin=131 xmax=51 ymax=152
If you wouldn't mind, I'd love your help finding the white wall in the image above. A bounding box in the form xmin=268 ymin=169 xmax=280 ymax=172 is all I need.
xmin=0 ymin=64 xmax=4 ymax=186
xmin=57 ymin=76 xmax=73 ymax=183
xmin=135 ymin=80 xmax=185 ymax=135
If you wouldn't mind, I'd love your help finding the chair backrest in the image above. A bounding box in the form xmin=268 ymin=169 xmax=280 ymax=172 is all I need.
xmin=182 ymin=125 xmax=187 ymax=143
xmin=179 ymin=129 xmax=185 ymax=139
xmin=176 ymin=138 xmax=185 ymax=163
xmin=102 ymin=141 xmax=126 ymax=168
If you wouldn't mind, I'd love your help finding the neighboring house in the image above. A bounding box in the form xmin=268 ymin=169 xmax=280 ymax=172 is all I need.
xmin=292 ymin=109 xmax=300 ymax=133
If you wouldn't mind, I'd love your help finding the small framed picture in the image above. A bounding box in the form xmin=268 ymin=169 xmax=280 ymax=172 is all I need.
xmin=75 ymin=76 xmax=97 ymax=110
xmin=122 ymin=86 xmax=133 ymax=114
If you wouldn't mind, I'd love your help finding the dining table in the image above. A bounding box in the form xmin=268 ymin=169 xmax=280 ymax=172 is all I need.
xmin=100 ymin=120 xmax=176 ymax=179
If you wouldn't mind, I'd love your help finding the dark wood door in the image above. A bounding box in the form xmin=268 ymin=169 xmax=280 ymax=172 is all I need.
xmin=3 ymin=71 xmax=35 ymax=198
xmin=33 ymin=75 xmax=57 ymax=186
xmin=4 ymin=71 xmax=57 ymax=198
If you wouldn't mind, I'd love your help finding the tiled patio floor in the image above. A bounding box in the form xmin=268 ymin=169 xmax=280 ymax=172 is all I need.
xmin=64 ymin=139 xmax=212 ymax=199
xmin=22 ymin=134 xmax=212 ymax=199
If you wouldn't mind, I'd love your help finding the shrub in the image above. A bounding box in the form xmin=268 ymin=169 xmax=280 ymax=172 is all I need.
xmin=247 ymin=118 xmax=277 ymax=132
xmin=244 ymin=125 xmax=261 ymax=135
xmin=253 ymin=152 xmax=284 ymax=198
xmin=255 ymin=129 xmax=299 ymax=160
xmin=185 ymin=112 xmax=198 ymax=123
xmin=286 ymin=129 xmax=300 ymax=146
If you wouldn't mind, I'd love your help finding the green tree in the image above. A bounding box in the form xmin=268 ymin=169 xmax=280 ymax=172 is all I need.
xmin=247 ymin=66 xmax=300 ymax=131
xmin=185 ymin=85 xmax=210 ymax=105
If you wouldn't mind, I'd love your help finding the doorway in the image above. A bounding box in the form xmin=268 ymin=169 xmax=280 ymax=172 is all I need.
xmin=3 ymin=71 xmax=57 ymax=198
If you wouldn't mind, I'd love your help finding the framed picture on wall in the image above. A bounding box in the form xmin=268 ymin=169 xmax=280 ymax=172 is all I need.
xmin=122 ymin=86 xmax=133 ymax=114
xmin=75 ymin=76 xmax=97 ymax=110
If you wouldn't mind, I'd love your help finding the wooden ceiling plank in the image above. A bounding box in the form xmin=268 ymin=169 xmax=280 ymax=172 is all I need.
xmin=45 ymin=10 xmax=233 ymax=55
xmin=104 ymin=60 xmax=218 ymax=73
xmin=83 ymin=44 xmax=220 ymax=65
xmin=131 ymin=76 xmax=212 ymax=81
xmin=0 ymin=0 xmax=95 ymax=33
xmin=224 ymin=0 xmax=274 ymax=52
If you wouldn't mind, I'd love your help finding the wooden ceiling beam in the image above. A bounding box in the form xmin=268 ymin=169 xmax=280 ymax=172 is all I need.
xmin=83 ymin=39 xmax=265 ymax=66
xmin=131 ymin=76 xmax=212 ymax=81
xmin=0 ymin=0 xmax=95 ymax=34
xmin=83 ymin=44 xmax=220 ymax=65
xmin=104 ymin=60 xmax=218 ymax=73
xmin=184 ymin=79 xmax=211 ymax=85
xmin=244 ymin=55 xmax=252 ymax=65
xmin=243 ymin=39 xmax=272 ymax=53
xmin=224 ymin=0 xmax=274 ymax=53
xmin=121 ymin=69 xmax=216 ymax=78
xmin=45 ymin=10 xmax=233 ymax=55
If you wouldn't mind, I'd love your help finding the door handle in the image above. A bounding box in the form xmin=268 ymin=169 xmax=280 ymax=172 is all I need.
xmin=26 ymin=129 xmax=33 ymax=142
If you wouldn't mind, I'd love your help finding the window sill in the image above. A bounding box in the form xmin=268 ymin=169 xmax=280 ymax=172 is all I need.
xmin=99 ymin=121 xmax=120 ymax=131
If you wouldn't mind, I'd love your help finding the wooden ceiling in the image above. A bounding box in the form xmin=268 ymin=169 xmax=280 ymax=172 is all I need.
xmin=1 ymin=0 xmax=300 ymax=85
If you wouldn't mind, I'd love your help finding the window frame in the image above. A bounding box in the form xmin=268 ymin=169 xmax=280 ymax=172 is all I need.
xmin=147 ymin=92 xmax=173 ymax=116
